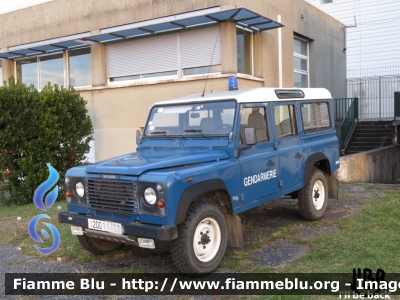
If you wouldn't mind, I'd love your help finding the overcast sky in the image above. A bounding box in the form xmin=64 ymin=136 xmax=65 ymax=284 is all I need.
xmin=0 ymin=0 xmax=53 ymax=15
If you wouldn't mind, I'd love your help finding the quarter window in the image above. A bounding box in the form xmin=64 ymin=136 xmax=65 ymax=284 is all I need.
xmin=274 ymin=105 xmax=298 ymax=138
xmin=301 ymin=102 xmax=331 ymax=132
xmin=294 ymin=37 xmax=309 ymax=88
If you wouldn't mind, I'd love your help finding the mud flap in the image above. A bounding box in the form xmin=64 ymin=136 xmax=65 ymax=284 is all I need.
xmin=327 ymin=174 xmax=339 ymax=199
xmin=226 ymin=214 xmax=243 ymax=248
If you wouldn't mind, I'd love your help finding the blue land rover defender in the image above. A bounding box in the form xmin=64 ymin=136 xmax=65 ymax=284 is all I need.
xmin=59 ymin=86 xmax=340 ymax=273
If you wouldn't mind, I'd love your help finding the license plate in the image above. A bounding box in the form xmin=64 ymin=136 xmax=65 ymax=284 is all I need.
xmin=88 ymin=219 xmax=122 ymax=235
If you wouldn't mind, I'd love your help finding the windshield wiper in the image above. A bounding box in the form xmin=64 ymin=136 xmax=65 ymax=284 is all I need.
xmin=149 ymin=131 xmax=173 ymax=139
xmin=184 ymin=130 xmax=209 ymax=138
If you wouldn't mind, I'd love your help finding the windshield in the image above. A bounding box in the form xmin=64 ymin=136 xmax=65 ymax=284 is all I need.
xmin=145 ymin=101 xmax=236 ymax=137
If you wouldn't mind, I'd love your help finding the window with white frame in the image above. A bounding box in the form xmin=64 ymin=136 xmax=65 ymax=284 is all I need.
xmin=294 ymin=37 xmax=309 ymax=88
xmin=236 ymin=27 xmax=253 ymax=75
xmin=16 ymin=48 xmax=92 ymax=89
xmin=39 ymin=53 xmax=64 ymax=89
xmin=69 ymin=48 xmax=92 ymax=87
xmin=16 ymin=57 xmax=39 ymax=88
xmin=105 ymin=26 xmax=221 ymax=83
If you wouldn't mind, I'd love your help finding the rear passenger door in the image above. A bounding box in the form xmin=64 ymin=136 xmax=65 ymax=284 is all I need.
xmin=238 ymin=104 xmax=280 ymax=204
xmin=271 ymin=102 xmax=305 ymax=190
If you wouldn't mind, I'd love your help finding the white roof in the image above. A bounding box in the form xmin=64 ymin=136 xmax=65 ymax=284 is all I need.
xmin=153 ymin=88 xmax=332 ymax=107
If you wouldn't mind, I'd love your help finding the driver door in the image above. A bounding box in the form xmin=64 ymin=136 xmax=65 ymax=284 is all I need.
xmin=238 ymin=104 xmax=280 ymax=204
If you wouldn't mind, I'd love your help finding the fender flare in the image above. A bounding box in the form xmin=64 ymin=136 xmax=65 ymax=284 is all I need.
xmin=175 ymin=179 xmax=231 ymax=224
xmin=304 ymin=153 xmax=331 ymax=185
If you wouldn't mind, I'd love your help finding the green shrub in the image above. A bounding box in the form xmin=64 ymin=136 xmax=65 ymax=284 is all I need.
xmin=0 ymin=79 xmax=93 ymax=205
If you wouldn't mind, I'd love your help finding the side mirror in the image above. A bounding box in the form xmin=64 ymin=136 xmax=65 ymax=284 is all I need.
xmin=136 ymin=130 xmax=141 ymax=145
xmin=244 ymin=127 xmax=257 ymax=145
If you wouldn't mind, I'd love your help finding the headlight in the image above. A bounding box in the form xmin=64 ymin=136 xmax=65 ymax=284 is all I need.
xmin=144 ymin=187 xmax=157 ymax=205
xmin=76 ymin=182 xmax=85 ymax=197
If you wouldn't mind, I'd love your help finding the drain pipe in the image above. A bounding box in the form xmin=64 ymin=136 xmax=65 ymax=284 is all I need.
xmin=278 ymin=15 xmax=283 ymax=88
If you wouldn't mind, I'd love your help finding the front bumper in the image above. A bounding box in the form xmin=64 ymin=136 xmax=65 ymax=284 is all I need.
xmin=58 ymin=212 xmax=177 ymax=241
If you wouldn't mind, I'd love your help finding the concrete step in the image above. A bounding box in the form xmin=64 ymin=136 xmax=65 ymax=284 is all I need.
xmin=346 ymin=145 xmax=390 ymax=153
xmin=357 ymin=121 xmax=393 ymax=125
xmin=354 ymin=126 xmax=394 ymax=131
xmin=351 ymin=136 xmax=391 ymax=142
xmin=350 ymin=141 xmax=391 ymax=146
xmin=353 ymin=133 xmax=392 ymax=139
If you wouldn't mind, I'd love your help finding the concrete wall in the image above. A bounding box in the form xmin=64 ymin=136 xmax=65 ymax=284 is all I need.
xmin=0 ymin=0 xmax=346 ymax=161
xmin=336 ymin=145 xmax=400 ymax=184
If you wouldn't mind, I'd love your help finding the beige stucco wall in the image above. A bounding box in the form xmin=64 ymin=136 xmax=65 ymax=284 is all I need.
xmin=0 ymin=0 xmax=346 ymax=161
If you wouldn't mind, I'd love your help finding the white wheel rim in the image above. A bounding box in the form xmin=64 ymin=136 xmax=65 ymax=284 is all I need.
xmin=193 ymin=217 xmax=221 ymax=262
xmin=313 ymin=180 xmax=325 ymax=210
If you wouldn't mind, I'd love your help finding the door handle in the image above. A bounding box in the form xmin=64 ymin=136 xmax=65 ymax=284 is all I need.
xmin=267 ymin=161 xmax=276 ymax=166
xmin=295 ymin=153 xmax=303 ymax=159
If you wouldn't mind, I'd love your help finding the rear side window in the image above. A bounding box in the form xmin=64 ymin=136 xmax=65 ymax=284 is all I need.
xmin=301 ymin=102 xmax=331 ymax=132
xmin=274 ymin=105 xmax=298 ymax=138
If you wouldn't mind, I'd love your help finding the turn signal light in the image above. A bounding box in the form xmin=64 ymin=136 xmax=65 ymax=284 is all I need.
xmin=157 ymin=200 xmax=165 ymax=208
xmin=66 ymin=191 xmax=72 ymax=197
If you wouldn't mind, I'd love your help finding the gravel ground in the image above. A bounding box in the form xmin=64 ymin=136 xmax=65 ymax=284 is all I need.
xmin=0 ymin=183 xmax=394 ymax=299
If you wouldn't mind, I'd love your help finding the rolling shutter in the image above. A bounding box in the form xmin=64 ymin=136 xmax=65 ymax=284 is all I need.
xmin=181 ymin=26 xmax=221 ymax=68
xmin=106 ymin=33 xmax=178 ymax=78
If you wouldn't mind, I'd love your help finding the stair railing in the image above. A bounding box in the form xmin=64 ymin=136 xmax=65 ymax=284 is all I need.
xmin=340 ymin=97 xmax=359 ymax=153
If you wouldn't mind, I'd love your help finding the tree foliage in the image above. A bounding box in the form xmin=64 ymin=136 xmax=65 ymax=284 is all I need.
xmin=0 ymin=79 xmax=93 ymax=205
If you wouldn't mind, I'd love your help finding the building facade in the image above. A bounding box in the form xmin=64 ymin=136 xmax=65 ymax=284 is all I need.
xmin=0 ymin=0 xmax=346 ymax=161
xmin=306 ymin=0 xmax=400 ymax=120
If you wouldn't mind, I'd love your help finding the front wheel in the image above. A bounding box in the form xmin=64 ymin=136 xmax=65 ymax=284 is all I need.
xmin=298 ymin=169 xmax=328 ymax=221
xmin=171 ymin=201 xmax=228 ymax=273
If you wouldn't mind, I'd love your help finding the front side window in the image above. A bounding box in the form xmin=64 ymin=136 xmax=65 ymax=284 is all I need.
xmin=294 ymin=37 xmax=309 ymax=88
xmin=274 ymin=104 xmax=298 ymax=138
xmin=239 ymin=106 xmax=269 ymax=144
xmin=69 ymin=48 xmax=92 ymax=87
xmin=237 ymin=28 xmax=253 ymax=75
xmin=145 ymin=101 xmax=236 ymax=137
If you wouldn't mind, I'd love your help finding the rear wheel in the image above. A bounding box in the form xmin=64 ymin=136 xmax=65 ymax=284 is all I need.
xmin=171 ymin=201 xmax=228 ymax=273
xmin=298 ymin=169 xmax=328 ymax=221
xmin=77 ymin=234 xmax=122 ymax=255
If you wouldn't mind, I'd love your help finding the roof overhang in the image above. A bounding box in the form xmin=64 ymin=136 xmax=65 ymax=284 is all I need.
xmin=0 ymin=6 xmax=284 ymax=60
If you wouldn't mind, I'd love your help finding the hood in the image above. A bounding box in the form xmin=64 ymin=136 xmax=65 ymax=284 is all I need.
xmin=85 ymin=149 xmax=229 ymax=176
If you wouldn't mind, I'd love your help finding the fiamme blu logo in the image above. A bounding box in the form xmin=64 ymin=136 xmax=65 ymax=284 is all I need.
xmin=27 ymin=164 xmax=61 ymax=255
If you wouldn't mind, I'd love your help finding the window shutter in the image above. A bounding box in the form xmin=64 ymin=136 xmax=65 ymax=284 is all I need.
xmin=106 ymin=34 xmax=178 ymax=78
xmin=181 ymin=26 xmax=221 ymax=69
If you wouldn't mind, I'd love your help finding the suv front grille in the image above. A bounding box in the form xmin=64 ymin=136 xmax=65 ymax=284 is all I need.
xmin=85 ymin=179 xmax=138 ymax=214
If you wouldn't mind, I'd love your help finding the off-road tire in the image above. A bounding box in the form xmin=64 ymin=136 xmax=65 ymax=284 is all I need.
xmin=77 ymin=234 xmax=122 ymax=255
xmin=298 ymin=169 xmax=328 ymax=221
xmin=171 ymin=201 xmax=228 ymax=273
